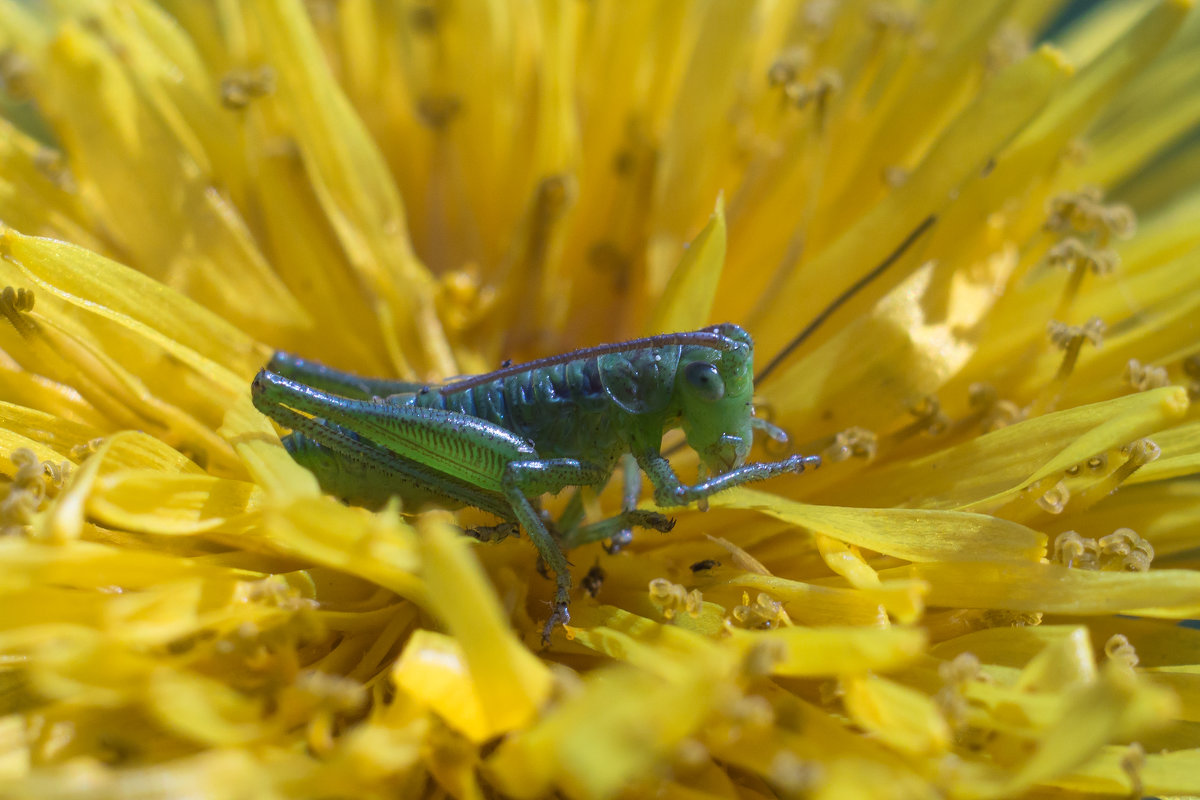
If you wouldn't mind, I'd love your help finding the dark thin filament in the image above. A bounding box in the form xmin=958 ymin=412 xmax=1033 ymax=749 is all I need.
xmin=755 ymin=214 xmax=938 ymax=384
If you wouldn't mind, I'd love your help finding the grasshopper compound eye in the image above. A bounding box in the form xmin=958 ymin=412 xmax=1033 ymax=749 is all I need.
xmin=684 ymin=361 xmax=725 ymax=402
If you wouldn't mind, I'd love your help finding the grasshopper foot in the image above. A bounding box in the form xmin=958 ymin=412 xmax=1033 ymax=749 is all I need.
xmin=463 ymin=521 xmax=519 ymax=543
xmin=542 ymin=601 xmax=570 ymax=645
xmin=603 ymin=529 xmax=633 ymax=555
xmin=603 ymin=510 xmax=675 ymax=554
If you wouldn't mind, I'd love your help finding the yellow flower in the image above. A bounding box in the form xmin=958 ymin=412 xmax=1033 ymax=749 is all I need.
xmin=1 ymin=0 xmax=1199 ymax=797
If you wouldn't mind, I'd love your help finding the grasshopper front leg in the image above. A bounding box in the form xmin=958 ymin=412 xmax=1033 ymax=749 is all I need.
xmin=637 ymin=450 xmax=821 ymax=508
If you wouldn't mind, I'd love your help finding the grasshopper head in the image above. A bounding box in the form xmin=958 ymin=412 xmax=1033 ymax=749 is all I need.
xmin=676 ymin=324 xmax=756 ymax=475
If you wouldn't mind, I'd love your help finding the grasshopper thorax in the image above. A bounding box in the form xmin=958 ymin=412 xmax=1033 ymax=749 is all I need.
xmin=676 ymin=323 xmax=756 ymax=475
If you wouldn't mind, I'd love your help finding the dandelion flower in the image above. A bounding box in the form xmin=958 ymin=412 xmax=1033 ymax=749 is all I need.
xmin=1 ymin=1 xmax=1200 ymax=798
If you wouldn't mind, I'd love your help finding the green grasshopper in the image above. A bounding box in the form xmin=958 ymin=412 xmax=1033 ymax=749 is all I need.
xmin=251 ymin=217 xmax=938 ymax=641
xmin=251 ymin=324 xmax=816 ymax=640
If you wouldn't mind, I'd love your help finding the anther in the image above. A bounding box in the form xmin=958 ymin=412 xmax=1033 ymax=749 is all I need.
xmin=730 ymin=592 xmax=786 ymax=630
xmin=882 ymin=165 xmax=909 ymax=187
xmin=1 ymin=448 xmax=51 ymax=536
xmin=416 ymin=95 xmax=462 ymax=129
xmin=1045 ymin=237 xmax=1118 ymax=276
xmin=821 ymin=427 xmax=877 ymax=462
xmin=1119 ymin=438 xmax=1159 ymax=475
xmin=985 ymin=23 xmax=1030 ymax=73
xmin=1120 ymin=742 xmax=1145 ymax=800
xmin=32 ymin=148 xmax=75 ymax=191
xmin=767 ymin=46 xmax=810 ymax=87
xmin=69 ymin=437 xmax=104 ymax=461
xmin=1185 ymin=355 xmax=1200 ymax=400
xmin=785 ymin=69 xmax=840 ymax=113
xmin=1068 ymin=441 xmax=1157 ymax=512
xmin=648 ymin=578 xmax=702 ymax=620
xmin=1044 ymin=237 xmax=1118 ymax=319
xmin=1052 ymin=530 xmax=1098 ymax=569
xmin=1035 ymin=481 xmax=1069 ymax=514
xmin=768 ymin=752 xmax=822 ymax=794
xmin=935 ymin=652 xmax=982 ymax=728
xmin=409 ymin=3 xmax=441 ymax=32
xmin=938 ymin=652 xmax=982 ymax=685
xmin=0 ymin=286 xmax=37 ymax=339
xmin=1098 ymin=528 xmax=1154 ymax=572
xmin=1047 ymin=317 xmax=1105 ymax=381
xmin=1044 ymin=187 xmax=1136 ymax=246
xmin=865 ymin=3 xmax=916 ymax=34
xmin=1104 ymin=634 xmax=1139 ymax=669
xmin=1124 ymin=358 xmax=1170 ymax=392
xmin=0 ymin=49 xmax=32 ymax=100
xmin=1053 ymin=528 xmax=1153 ymax=572
xmin=967 ymin=382 xmax=1024 ymax=432
xmin=220 ymin=67 xmax=275 ymax=110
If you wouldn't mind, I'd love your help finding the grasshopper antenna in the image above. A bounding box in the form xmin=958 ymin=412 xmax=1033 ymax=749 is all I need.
xmin=755 ymin=213 xmax=938 ymax=384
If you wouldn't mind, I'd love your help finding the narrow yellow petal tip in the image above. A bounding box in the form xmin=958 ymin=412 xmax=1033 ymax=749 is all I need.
xmin=1035 ymin=42 xmax=1077 ymax=77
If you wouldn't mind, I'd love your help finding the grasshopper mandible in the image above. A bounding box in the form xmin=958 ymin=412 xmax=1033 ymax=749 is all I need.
xmin=251 ymin=324 xmax=818 ymax=641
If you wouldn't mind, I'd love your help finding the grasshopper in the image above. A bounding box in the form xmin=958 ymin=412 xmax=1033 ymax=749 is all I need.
xmin=250 ymin=217 xmax=938 ymax=641
xmin=251 ymin=324 xmax=818 ymax=641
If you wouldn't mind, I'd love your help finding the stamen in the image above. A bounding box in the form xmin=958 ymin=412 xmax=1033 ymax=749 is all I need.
xmin=416 ymin=95 xmax=462 ymax=129
xmin=801 ymin=0 xmax=837 ymax=35
xmin=1032 ymin=317 xmax=1104 ymax=415
xmin=1051 ymin=530 xmax=1099 ymax=569
xmin=769 ymin=752 xmax=822 ymax=794
xmin=978 ymin=609 xmax=1042 ymax=627
xmin=729 ymin=591 xmax=787 ymax=630
xmin=767 ymin=46 xmax=810 ymax=88
xmin=69 ymin=437 xmax=105 ymax=461
xmin=409 ymin=2 xmax=441 ymax=33
xmin=1071 ymin=439 xmax=1158 ymax=508
xmin=1044 ymin=187 xmax=1136 ymax=247
xmin=865 ymin=3 xmax=916 ymax=35
xmin=939 ymin=651 xmax=982 ymax=685
xmin=895 ymin=395 xmax=949 ymax=439
xmin=32 ymin=148 xmax=76 ymax=192
xmin=0 ymin=286 xmax=37 ymax=339
xmin=1044 ymin=237 xmax=1117 ymax=319
xmin=1 ymin=448 xmax=54 ymax=536
xmin=1104 ymin=634 xmax=1139 ymax=669
xmin=220 ymin=67 xmax=276 ymax=110
xmin=1185 ymin=354 xmax=1200 ymax=400
xmin=1124 ymin=358 xmax=1171 ymax=392
xmin=0 ymin=49 xmax=33 ymax=101
xmin=1098 ymin=528 xmax=1154 ymax=572
xmin=1035 ymin=481 xmax=1069 ymax=514
xmin=784 ymin=69 xmax=840 ymax=117
xmin=967 ymin=382 xmax=1024 ymax=432
xmin=744 ymin=639 xmax=787 ymax=676
xmin=985 ymin=23 xmax=1030 ymax=74
xmin=882 ymin=165 xmax=909 ymax=187
xmin=935 ymin=652 xmax=982 ymax=729
xmin=819 ymin=426 xmax=877 ymax=462
xmin=1052 ymin=528 xmax=1153 ymax=572
xmin=648 ymin=578 xmax=702 ymax=620
xmin=1047 ymin=317 xmax=1105 ymax=376
xmin=1120 ymin=742 xmax=1146 ymax=800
